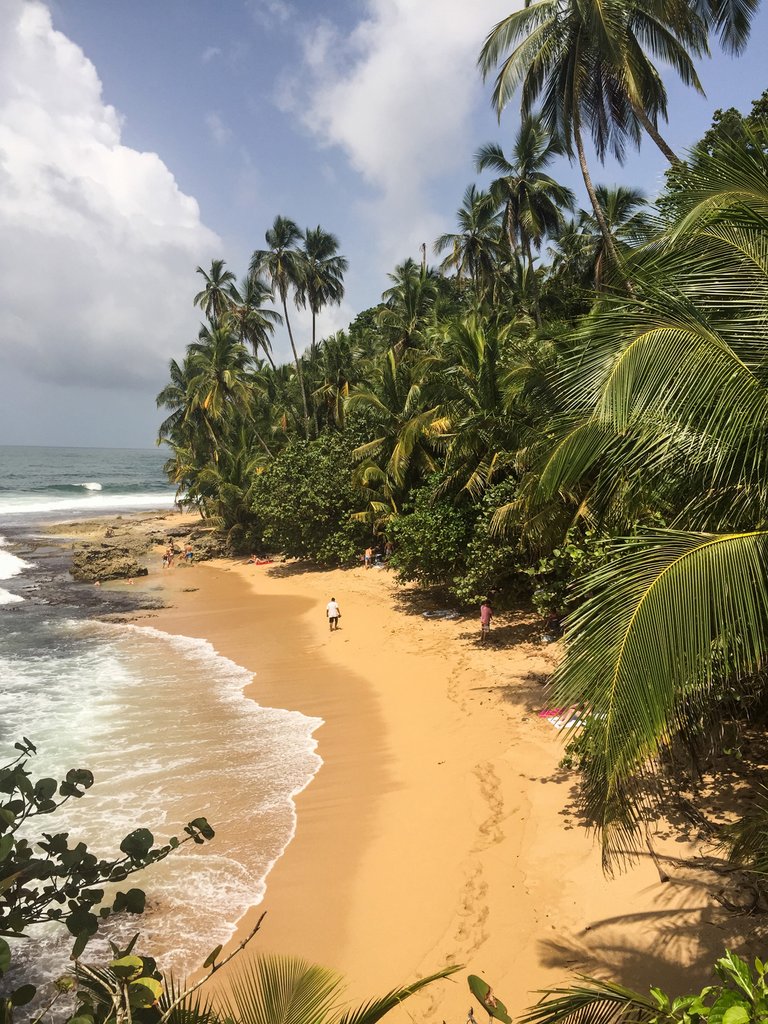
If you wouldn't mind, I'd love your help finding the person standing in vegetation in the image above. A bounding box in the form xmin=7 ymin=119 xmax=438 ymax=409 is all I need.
xmin=480 ymin=600 xmax=493 ymax=642
xmin=326 ymin=597 xmax=341 ymax=632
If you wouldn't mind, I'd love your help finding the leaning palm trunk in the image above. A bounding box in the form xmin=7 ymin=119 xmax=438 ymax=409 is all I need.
xmin=281 ymin=295 xmax=311 ymax=438
xmin=632 ymin=104 xmax=680 ymax=164
xmin=524 ymin=235 xmax=542 ymax=326
xmin=573 ymin=106 xmax=633 ymax=295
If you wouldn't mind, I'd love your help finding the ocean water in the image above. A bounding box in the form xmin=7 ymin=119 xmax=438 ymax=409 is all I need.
xmin=0 ymin=446 xmax=322 ymax=985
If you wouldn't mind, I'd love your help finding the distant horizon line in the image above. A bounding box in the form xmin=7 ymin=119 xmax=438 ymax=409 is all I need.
xmin=0 ymin=442 xmax=161 ymax=452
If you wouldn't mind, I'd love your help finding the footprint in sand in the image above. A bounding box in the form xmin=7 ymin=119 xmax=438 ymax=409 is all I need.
xmin=473 ymin=761 xmax=505 ymax=849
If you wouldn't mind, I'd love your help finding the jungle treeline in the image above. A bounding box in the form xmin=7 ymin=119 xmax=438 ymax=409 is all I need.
xmin=157 ymin=43 xmax=768 ymax=876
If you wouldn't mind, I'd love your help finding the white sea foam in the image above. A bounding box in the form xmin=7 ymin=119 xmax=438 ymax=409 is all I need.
xmin=0 ymin=537 xmax=31 ymax=580
xmin=0 ymin=492 xmax=176 ymax=515
xmin=0 ymin=535 xmax=30 ymax=604
xmin=80 ymin=481 xmax=103 ymax=490
xmin=2 ymin=616 xmax=324 ymax=980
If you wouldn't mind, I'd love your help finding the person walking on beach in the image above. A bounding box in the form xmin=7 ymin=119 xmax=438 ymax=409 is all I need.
xmin=364 ymin=546 xmax=373 ymax=569
xmin=326 ymin=597 xmax=341 ymax=631
xmin=480 ymin=599 xmax=493 ymax=642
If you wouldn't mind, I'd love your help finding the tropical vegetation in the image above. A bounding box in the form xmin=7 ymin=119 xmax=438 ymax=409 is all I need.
xmin=157 ymin=79 xmax=768 ymax=886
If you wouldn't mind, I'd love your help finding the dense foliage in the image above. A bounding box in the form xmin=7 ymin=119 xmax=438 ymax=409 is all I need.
xmin=0 ymin=740 xmax=215 ymax=1022
xmin=155 ymin=0 xmax=768 ymax=899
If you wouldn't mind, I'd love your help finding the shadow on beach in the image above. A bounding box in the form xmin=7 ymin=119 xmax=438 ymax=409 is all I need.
xmin=264 ymin=559 xmax=340 ymax=578
xmin=539 ymin=861 xmax=768 ymax=995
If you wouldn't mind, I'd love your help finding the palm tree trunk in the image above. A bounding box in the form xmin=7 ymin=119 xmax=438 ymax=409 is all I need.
xmin=632 ymin=105 xmax=680 ymax=165
xmin=261 ymin=346 xmax=277 ymax=372
xmin=523 ymin=235 xmax=542 ymax=327
xmin=573 ymin=108 xmax=634 ymax=295
xmin=253 ymin=428 xmax=274 ymax=459
xmin=281 ymin=296 xmax=311 ymax=438
xmin=310 ymin=311 xmax=320 ymax=439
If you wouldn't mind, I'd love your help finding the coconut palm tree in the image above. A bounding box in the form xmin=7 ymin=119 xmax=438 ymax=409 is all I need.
xmin=250 ymin=216 xmax=311 ymax=436
xmin=432 ymin=316 xmax=519 ymax=500
xmin=157 ymin=356 xmax=194 ymax=447
xmin=478 ymin=0 xmax=708 ymax=267
xmin=295 ymin=226 xmax=348 ymax=349
xmin=528 ymin=129 xmax=768 ymax=867
xmin=694 ymin=0 xmax=760 ymax=53
xmin=346 ymin=349 xmax=447 ymax=526
xmin=194 ymin=260 xmax=238 ymax=326
xmin=377 ymin=259 xmax=441 ymax=360
xmin=476 ymin=116 xmax=575 ymax=322
xmin=227 ymin=274 xmax=282 ymax=369
xmin=185 ymin=325 xmax=253 ymax=460
xmin=312 ymin=331 xmax=362 ymax=431
xmin=434 ymin=185 xmax=502 ymax=301
xmin=578 ymin=185 xmax=655 ymax=289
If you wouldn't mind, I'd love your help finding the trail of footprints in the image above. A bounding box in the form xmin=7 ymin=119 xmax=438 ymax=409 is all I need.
xmin=420 ymin=762 xmax=505 ymax=1020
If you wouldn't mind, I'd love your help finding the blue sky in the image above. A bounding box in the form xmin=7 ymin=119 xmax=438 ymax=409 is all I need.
xmin=1 ymin=0 xmax=766 ymax=447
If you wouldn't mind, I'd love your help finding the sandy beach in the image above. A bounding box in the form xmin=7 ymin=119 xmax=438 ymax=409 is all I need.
xmin=77 ymin=514 xmax=765 ymax=1018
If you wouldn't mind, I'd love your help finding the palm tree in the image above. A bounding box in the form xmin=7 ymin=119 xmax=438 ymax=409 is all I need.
xmin=528 ymin=130 xmax=768 ymax=867
xmin=432 ymin=316 xmax=519 ymax=500
xmin=578 ymin=185 xmax=655 ymax=289
xmin=218 ymin=955 xmax=459 ymax=1024
xmin=227 ymin=274 xmax=282 ymax=369
xmin=312 ymin=331 xmax=360 ymax=431
xmin=295 ymin=226 xmax=348 ymax=349
xmin=434 ymin=185 xmax=501 ymax=301
xmin=250 ymin=216 xmax=311 ymax=436
xmin=185 ymin=325 xmax=254 ymax=459
xmin=694 ymin=0 xmax=760 ymax=53
xmin=476 ymin=115 xmax=575 ymax=322
xmin=346 ymin=349 xmax=447 ymax=526
xmin=377 ymin=259 xmax=441 ymax=360
xmin=156 ymin=356 xmax=194 ymax=446
xmin=478 ymin=0 xmax=707 ymax=268
xmin=194 ymin=259 xmax=238 ymax=326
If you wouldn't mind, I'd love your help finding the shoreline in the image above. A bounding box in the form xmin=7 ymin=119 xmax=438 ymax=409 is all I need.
xmin=26 ymin=510 xmax=768 ymax=1016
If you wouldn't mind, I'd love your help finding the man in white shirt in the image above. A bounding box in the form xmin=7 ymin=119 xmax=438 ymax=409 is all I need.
xmin=326 ymin=597 xmax=341 ymax=631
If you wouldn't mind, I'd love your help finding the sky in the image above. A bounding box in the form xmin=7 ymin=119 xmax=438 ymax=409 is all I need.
xmin=0 ymin=0 xmax=766 ymax=448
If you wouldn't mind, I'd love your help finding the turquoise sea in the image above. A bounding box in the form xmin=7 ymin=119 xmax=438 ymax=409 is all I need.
xmin=0 ymin=446 xmax=322 ymax=985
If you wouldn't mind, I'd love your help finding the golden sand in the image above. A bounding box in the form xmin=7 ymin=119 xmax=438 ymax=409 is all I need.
xmin=97 ymin=519 xmax=762 ymax=1021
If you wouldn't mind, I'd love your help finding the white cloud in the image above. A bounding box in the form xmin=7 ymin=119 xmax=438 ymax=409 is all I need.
xmin=205 ymin=111 xmax=232 ymax=146
xmin=201 ymin=45 xmax=222 ymax=63
xmin=246 ymin=0 xmax=292 ymax=29
xmin=286 ymin=0 xmax=518 ymax=267
xmin=0 ymin=1 xmax=220 ymax=391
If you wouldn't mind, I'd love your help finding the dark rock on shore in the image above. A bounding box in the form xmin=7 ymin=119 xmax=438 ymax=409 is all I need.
xmin=186 ymin=529 xmax=232 ymax=560
xmin=70 ymin=543 xmax=149 ymax=582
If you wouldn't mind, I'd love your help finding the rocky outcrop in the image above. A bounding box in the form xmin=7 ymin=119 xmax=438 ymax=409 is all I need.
xmin=186 ymin=529 xmax=232 ymax=561
xmin=70 ymin=543 xmax=149 ymax=582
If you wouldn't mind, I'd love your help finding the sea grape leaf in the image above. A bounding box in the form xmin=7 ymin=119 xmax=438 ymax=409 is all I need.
xmin=0 ymin=835 xmax=13 ymax=863
xmin=203 ymin=944 xmax=222 ymax=968
xmin=10 ymin=984 xmax=36 ymax=1006
xmin=120 ymin=829 xmax=154 ymax=860
xmin=109 ymin=955 xmax=143 ymax=980
xmin=468 ymin=975 xmax=512 ymax=1024
xmin=0 ymin=937 xmax=11 ymax=975
xmin=128 ymin=978 xmax=162 ymax=1008
xmin=113 ymin=888 xmax=146 ymax=914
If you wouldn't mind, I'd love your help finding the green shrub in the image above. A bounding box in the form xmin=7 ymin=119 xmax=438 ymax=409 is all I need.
xmin=250 ymin=434 xmax=368 ymax=564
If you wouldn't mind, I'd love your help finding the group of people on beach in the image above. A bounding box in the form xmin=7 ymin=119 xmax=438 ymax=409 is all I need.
xmin=162 ymin=541 xmax=194 ymax=569
xmin=362 ymin=541 xmax=394 ymax=568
